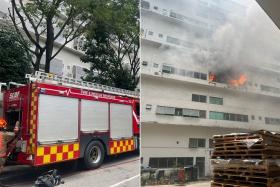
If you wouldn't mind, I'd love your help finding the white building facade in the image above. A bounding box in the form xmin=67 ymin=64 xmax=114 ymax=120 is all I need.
xmin=141 ymin=0 xmax=280 ymax=178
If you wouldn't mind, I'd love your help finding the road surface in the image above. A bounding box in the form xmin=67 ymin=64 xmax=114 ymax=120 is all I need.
xmin=0 ymin=152 xmax=140 ymax=187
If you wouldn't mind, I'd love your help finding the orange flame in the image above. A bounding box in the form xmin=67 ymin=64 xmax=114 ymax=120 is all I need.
xmin=228 ymin=74 xmax=247 ymax=87
xmin=209 ymin=72 xmax=217 ymax=82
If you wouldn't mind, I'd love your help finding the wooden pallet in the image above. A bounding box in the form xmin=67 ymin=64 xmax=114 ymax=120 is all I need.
xmin=214 ymin=143 xmax=280 ymax=151
xmin=213 ymin=130 xmax=280 ymax=145
xmin=213 ymin=168 xmax=280 ymax=178
xmin=212 ymin=176 xmax=280 ymax=187
xmin=211 ymin=181 xmax=280 ymax=187
xmin=211 ymin=154 xmax=280 ymax=159
xmin=213 ymin=164 xmax=280 ymax=173
xmin=212 ymin=149 xmax=280 ymax=158
xmin=211 ymin=159 xmax=280 ymax=169
xmin=213 ymin=174 xmax=280 ymax=183
xmin=211 ymin=181 xmax=257 ymax=187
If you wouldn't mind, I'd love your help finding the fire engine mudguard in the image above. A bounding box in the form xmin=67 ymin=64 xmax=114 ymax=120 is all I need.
xmin=83 ymin=140 xmax=105 ymax=169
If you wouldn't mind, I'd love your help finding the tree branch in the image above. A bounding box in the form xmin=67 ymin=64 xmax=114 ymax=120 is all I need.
xmin=8 ymin=9 xmax=36 ymax=57
xmin=53 ymin=6 xmax=75 ymax=41
xmin=51 ymin=20 xmax=87 ymax=60
xmin=10 ymin=0 xmax=42 ymax=50
xmin=19 ymin=0 xmax=38 ymax=35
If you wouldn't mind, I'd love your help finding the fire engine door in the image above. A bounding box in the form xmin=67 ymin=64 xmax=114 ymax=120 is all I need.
xmin=6 ymin=110 xmax=21 ymax=132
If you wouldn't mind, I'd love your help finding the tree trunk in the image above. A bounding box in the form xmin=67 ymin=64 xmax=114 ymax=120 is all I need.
xmin=44 ymin=17 xmax=54 ymax=73
xmin=34 ymin=58 xmax=40 ymax=72
xmin=34 ymin=50 xmax=44 ymax=73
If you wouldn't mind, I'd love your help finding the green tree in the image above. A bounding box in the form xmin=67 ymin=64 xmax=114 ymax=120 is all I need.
xmin=9 ymin=0 xmax=91 ymax=73
xmin=0 ymin=23 xmax=32 ymax=83
xmin=82 ymin=0 xmax=140 ymax=91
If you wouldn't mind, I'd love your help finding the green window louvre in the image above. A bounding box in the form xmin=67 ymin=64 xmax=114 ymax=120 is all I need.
xmin=209 ymin=97 xmax=223 ymax=105
xmin=210 ymin=111 xmax=224 ymax=120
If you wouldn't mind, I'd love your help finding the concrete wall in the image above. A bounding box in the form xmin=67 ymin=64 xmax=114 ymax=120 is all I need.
xmin=141 ymin=124 xmax=242 ymax=177
xmin=141 ymin=75 xmax=280 ymax=132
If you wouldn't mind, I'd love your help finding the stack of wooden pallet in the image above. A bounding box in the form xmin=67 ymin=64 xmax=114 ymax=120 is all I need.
xmin=211 ymin=130 xmax=280 ymax=187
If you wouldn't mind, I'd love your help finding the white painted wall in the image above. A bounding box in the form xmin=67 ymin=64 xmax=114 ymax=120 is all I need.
xmin=141 ymin=75 xmax=280 ymax=132
xmin=141 ymin=124 xmax=243 ymax=177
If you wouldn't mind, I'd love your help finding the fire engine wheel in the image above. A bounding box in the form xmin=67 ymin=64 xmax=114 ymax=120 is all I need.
xmin=83 ymin=141 xmax=105 ymax=169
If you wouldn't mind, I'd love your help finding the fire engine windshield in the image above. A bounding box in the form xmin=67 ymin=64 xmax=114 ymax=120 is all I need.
xmin=6 ymin=110 xmax=21 ymax=132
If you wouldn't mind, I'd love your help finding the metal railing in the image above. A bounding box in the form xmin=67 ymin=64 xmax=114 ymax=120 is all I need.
xmin=26 ymin=71 xmax=139 ymax=98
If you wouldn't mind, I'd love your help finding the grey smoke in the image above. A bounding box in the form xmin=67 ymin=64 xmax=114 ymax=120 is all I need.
xmin=157 ymin=0 xmax=280 ymax=81
xmin=198 ymin=0 xmax=280 ymax=75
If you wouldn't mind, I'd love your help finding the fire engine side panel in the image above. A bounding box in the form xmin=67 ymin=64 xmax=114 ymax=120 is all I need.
xmin=80 ymin=100 xmax=109 ymax=132
xmin=37 ymin=94 xmax=79 ymax=143
xmin=110 ymin=103 xmax=133 ymax=139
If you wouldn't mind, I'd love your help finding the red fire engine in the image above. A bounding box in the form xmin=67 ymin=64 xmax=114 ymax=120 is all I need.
xmin=2 ymin=71 xmax=139 ymax=169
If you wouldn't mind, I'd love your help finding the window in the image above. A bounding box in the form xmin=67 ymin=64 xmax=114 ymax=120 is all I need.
xmin=169 ymin=11 xmax=184 ymax=20
xmin=189 ymin=139 xmax=197 ymax=148
xmin=192 ymin=94 xmax=207 ymax=103
xmin=209 ymin=97 xmax=223 ymax=105
xmin=142 ymin=61 xmax=148 ymax=66
xmin=261 ymin=85 xmax=280 ymax=94
xmin=146 ymin=104 xmax=152 ymax=110
xmin=141 ymin=0 xmax=150 ymax=9
xmin=158 ymin=33 xmax=163 ymax=38
xmin=183 ymin=109 xmax=200 ymax=117
xmin=196 ymin=157 xmax=205 ymax=178
xmin=148 ymin=31 xmax=153 ymax=36
xmin=210 ymin=111 xmax=248 ymax=122
xmin=162 ymin=65 xmax=173 ymax=74
xmin=224 ymin=113 xmax=229 ymax=120
xmin=209 ymin=111 xmax=224 ymax=120
xmin=194 ymin=72 xmax=200 ymax=79
xmin=149 ymin=158 xmax=158 ymax=168
xmin=197 ymin=139 xmax=206 ymax=147
xmin=265 ymin=117 xmax=280 ymax=125
xmin=167 ymin=158 xmax=176 ymax=168
xmin=153 ymin=63 xmax=159 ymax=68
xmin=177 ymin=157 xmax=193 ymax=167
xmin=158 ymin=106 xmax=205 ymax=118
xmin=200 ymin=73 xmax=207 ymax=80
xmin=186 ymin=71 xmax=194 ymax=78
xmin=229 ymin=113 xmax=236 ymax=121
xmin=175 ymin=108 xmax=183 ymax=116
xmin=158 ymin=158 xmax=168 ymax=168
xmin=189 ymin=138 xmax=206 ymax=148
xmin=170 ymin=11 xmax=177 ymax=19
xmin=251 ymin=115 xmax=255 ymax=120
xmin=166 ymin=36 xmax=180 ymax=45
xmin=199 ymin=110 xmax=206 ymax=118
xmin=153 ymin=6 xmax=158 ymax=10
xmin=156 ymin=106 xmax=175 ymax=115
xmin=149 ymin=157 xmax=193 ymax=168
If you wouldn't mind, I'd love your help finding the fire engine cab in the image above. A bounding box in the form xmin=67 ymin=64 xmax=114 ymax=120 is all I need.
xmin=1 ymin=71 xmax=139 ymax=169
